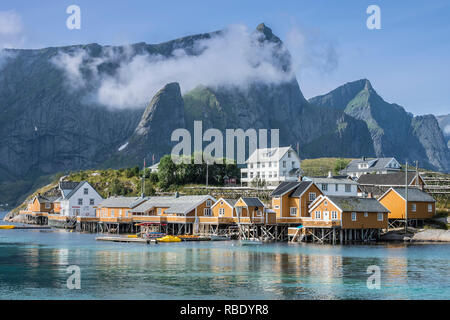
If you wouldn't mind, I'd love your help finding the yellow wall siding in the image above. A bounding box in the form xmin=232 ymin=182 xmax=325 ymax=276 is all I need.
xmin=379 ymin=190 xmax=435 ymax=219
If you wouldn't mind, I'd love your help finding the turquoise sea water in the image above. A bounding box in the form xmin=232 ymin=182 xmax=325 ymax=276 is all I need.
xmin=0 ymin=211 xmax=449 ymax=300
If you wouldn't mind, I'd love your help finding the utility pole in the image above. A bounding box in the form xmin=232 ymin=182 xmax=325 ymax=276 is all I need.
xmin=405 ymin=162 xmax=408 ymax=233
xmin=206 ymin=162 xmax=209 ymax=189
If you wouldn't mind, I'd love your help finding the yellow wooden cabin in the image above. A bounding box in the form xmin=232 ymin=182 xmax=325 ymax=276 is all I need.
xmin=378 ymin=187 xmax=435 ymax=220
xmin=234 ymin=197 xmax=267 ymax=224
xmin=271 ymin=181 xmax=323 ymax=224
xmin=307 ymin=195 xmax=389 ymax=229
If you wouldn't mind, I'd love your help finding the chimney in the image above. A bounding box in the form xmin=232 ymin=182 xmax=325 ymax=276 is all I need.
xmin=362 ymin=156 xmax=366 ymax=161
xmin=327 ymin=171 xmax=333 ymax=178
xmin=174 ymin=191 xmax=179 ymax=198
xmin=367 ymin=192 xmax=373 ymax=199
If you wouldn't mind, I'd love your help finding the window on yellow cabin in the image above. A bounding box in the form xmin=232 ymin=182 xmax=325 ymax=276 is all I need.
xmin=315 ymin=211 xmax=321 ymax=219
xmin=290 ymin=207 xmax=297 ymax=216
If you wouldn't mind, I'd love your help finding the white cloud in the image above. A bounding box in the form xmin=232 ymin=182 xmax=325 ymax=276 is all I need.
xmin=284 ymin=25 xmax=338 ymax=78
xmin=444 ymin=125 xmax=450 ymax=135
xmin=52 ymin=24 xmax=295 ymax=109
xmin=0 ymin=10 xmax=25 ymax=49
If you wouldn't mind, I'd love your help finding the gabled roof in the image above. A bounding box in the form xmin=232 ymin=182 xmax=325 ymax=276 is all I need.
xmin=99 ymin=196 xmax=148 ymax=209
xmin=59 ymin=181 xmax=80 ymax=191
xmin=62 ymin=181 xmax=102 ymax=200
xmin=211 ymin=198 xmax=238 ymax=209
xmin=357 ymin=172 xmax=422 ymax=186
xmin=384 ymin=187 xmax=435 ymax=202
xmin=238 ymin=197 xmax=265 ymax=207
xmin=342 ymin=157 xmax=401 ymax=173
xmin=246 ymin=146 xmax=299 ymax=164
xmin=312 ymin=196 xmax=389 ymax=213
xmin=290 ymin=181 xmax=314 ymax=197
xmin=132 ymin=195 xmax=216 ymax=215
xmin=305 ymin=177 xmax=358 ymax=185
xmin=270 ymin=181 xmax=301 ymax=197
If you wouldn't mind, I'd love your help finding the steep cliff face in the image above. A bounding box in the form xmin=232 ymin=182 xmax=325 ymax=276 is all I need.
xmin=437 ymin=114 xmax=450 ymax=148
xmin=309 ymin=79 xmax=450 ymax=171
xmin=0 ymin=47 xmax=143 ymax=180
xmin=105 ymin=82 xmax=186 ymax=167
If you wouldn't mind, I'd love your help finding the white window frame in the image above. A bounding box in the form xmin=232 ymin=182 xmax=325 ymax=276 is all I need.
xmin=315 ymin=211 xmax=321 ymax=219
xmin=322 ymin=184 xmax=328 ymax=191
xmin=428 ymin=204 xmax=432 ymax=212
xmin=364 ymin=212 xmax=368 ymax=218
xmin=206 ymin=200 xmax=212 ymax=207
xmin=411 ymin=203 xmax=416 ymax=212
xmin=90 ymin=199 xmax=94 ymax=205
xmin=78 ymin=198 xmax=83 ymax=205
xmin=219 ymin=208 xmax=225 ymax=216
xmin=331 ymin=211 xmax=338 ymax=220
xmin=290 ymin=207 xmax=297 ymax=216
xmin=274 ymin=205 xmax=280 ymax=209
xmin=84 ymin=188 xmax=89 ymax=195
xmin=345 ymin=184 xmax=351 ymax=193
xmin=45 ymin=203 xmax=51 ymax=209
xmin=157 ymin=208 xmax=162 ymax=215
xmin=377 ymin=213 xmax=383 ymax=221
xmin=204 ymin=208 xmax=212 ymax=216
xmin=308 ymin=193 xmax=316 ymax=202
xmin=351 ymin=212 xmax=357 ymax=221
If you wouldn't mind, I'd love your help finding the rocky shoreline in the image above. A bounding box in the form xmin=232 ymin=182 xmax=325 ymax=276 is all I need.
xmin=381 ymin=228 xmax=450 ymax=242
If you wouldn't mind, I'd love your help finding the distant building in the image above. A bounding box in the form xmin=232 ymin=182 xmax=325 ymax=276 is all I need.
xmin=240 ymin=146 xmax=301 ymax=186
xmin=340 ymin=157 xmax=402 ymax=178
xmin=357 ymin=171 xmax=425 ymax=197
xmin=55 ymin=181 xmax=103 ymax=217
xmin=148 ymin=162 xmax=160 ymax=173
xmin=303 ymin=172 xmax=359 ymax=196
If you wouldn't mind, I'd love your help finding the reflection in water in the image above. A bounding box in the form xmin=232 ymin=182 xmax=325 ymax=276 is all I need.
xmin=0 ymin=228 xmax=449 ymax=299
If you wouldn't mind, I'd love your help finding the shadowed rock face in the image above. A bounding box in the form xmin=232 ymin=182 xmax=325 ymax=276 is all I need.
xmin=105 ymin=82 xmax=186 ymax=167
xmin=310 ymin=79 xmax=450 ymax=172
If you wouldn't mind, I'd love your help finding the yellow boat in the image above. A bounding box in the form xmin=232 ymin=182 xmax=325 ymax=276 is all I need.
xmin=0 ymin=225 xmax=15 ymax=229
xmin=127 ymin=234 xmax=138 ymax=238
xmin=156 ymin=235 xmax=181 ymax=242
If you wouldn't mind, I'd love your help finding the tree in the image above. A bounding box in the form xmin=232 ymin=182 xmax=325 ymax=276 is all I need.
xmin=334 ymin=158 xmax=349 ymax=175
xmin=158 ymin=155 xmax=178 ymax=189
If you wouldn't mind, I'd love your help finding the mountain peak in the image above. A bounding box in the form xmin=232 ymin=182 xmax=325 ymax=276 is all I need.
xmin=256 ymin=23 xmax=281 ymax=43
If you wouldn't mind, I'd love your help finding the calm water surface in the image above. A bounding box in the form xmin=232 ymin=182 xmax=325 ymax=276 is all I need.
xmin=1 ymin=211 xmax=449 ymax=300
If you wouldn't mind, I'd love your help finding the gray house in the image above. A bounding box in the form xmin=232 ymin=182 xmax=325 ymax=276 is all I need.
xmin=340 ymin=157 xmax=402 ymax=178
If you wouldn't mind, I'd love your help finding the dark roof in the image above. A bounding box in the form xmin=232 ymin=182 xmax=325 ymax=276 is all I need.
xmin=391 ymin=187 xmax=435 ymax=202
xmin=223 ymin=199 xmax=238 ymax=207
xmin=64 ymin=181 xmax=86 ymax=199
xmin=59 ymin=181 xmax=80 ymax=190
xmin=327 ymin=196 xmax=389 ymax=213
xmin=357 ymin=172 xmax=420 ymax=186
xmin=291 ymin=181 xmax=313 ymax=197
xmin=35 ymin=195 xmax=52 ymax=203
xmin=240 ymin=197 xmax=265 ymax=207
xmin=270 ymin=182 xmax=301 ymax=197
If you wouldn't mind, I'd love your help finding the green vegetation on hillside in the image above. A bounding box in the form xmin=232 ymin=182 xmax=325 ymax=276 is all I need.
xmin=301 ymin=158 xmax=353 ymax=176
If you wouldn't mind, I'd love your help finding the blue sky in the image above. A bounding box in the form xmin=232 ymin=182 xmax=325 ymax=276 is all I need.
xmin=1 ymin=0 xmax=449 ymax=115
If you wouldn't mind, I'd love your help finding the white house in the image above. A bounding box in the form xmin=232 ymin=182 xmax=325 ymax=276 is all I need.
xmin=240 ymin=146 xmax=301 ymax=186
xmin=303 ymin=172 xmax=359 ymax=196
xmin=340 ymin=157 xmax=402 ymax=178
xmin=148 ymin=162 xmax=159 ymax=173
xmin=57 ymin=181 xmax=103 ymax=217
